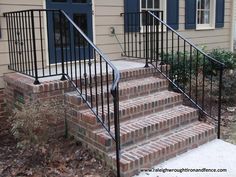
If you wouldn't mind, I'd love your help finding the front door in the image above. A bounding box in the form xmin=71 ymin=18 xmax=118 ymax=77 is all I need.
xmin=46 ymin=0 xmax=93 ymax=64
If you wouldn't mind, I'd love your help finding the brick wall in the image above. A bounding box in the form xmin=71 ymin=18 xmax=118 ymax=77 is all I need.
xmin=0 ymin=88 xmax=6 ymax=119
xmin=3 ymin=73 xmax=72 ymax=136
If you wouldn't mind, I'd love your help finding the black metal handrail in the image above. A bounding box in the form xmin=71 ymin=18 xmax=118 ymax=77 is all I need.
xmin=4 ymin=9 xmax=121 ymax=176
xmin=122 ymin=11 xmax=225 ymax=139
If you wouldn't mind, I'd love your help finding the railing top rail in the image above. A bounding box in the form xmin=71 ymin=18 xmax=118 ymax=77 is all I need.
xmin=3 ymin=9 xmax=60 ymax=16
xmin=146 ymin=11 xmax=225 ymax=67
xmin=120 ymin=10 xmax=163 ymax=15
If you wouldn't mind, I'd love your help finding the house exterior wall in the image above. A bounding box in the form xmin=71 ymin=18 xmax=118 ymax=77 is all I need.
xmin=0 ymin=0 xmax=234 ymax=89
xmin=95 ymin=0 xmax=234 ymax=59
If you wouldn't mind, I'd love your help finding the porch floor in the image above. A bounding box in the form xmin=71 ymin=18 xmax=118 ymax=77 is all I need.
xmin=37 ymin=59 xmax=145 ymax=82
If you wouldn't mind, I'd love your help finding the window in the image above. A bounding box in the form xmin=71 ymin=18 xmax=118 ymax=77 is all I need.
xmin=140 ymin=0 xmax=166 ymax=26
xmin=196 ymin=0 xmax=216 ymax=29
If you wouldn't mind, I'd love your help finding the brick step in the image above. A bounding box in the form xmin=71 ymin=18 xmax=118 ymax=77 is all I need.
xmin=78 ymin=90 xmax=182 ymax=128
xmin=77 ymin=66 xmax=168 ymax=88
xmin=109 ymin=122 xmax=216 ymax=177
xmin=65 ymin=76 xmax=169 ymax=109
xmin=118 ymin=66 xmax=167 ymax=81
xmin=91 ymin=105 xmax=199 ymax=152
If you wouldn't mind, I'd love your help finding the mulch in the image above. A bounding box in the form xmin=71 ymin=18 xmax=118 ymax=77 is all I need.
xmin=0 ymin=117 xmax=115 ymax=177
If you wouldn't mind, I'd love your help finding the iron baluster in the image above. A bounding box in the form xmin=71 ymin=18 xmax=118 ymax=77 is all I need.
xmin=30 ymin=11 xmax=40 ymax=85
xmin=39 ymin=11 xmax=45 ymax=77
xmin=145 ymin=11 xmax=149 ymax=67
xmin=218 ymin=65 xmax=223 ymax=139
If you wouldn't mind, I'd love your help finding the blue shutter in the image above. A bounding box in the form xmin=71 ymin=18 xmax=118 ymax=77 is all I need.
xmin=185 ymin=0 xmax=196 ymax=29
xmin=124 ymin=0 xmax=140 ymax=32
xmin=167 ymin=0 xmax=179 ymax=30
xmin=215 ymin=0 xmax=225 ymax=28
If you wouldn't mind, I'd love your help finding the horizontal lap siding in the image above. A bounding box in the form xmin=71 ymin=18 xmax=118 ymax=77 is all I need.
xmin=94 ymin=0 xmax=124 ymax=60
xmin=0 ymin=0 xmax=44 ymax=88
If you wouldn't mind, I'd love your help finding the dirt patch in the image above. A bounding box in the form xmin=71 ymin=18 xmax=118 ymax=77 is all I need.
xmin=0 ymin=117 xmax=115 ymax=177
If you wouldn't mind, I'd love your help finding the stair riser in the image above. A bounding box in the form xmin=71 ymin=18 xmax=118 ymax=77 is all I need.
xmin=65 ymin=80 xmax=169 ymax=110
xmin=119 ymin=68 xmax=165 ymax=82
xmin=113 ymin=126 xmax=216 ymax=177
xmin=76 ymin=94 xmax=183 ymax=129
xmin=93 ymin=110 xmax=199 ymax=152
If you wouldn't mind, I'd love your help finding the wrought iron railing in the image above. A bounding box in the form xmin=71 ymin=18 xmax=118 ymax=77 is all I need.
xmin=122 ymin=11 xmax=225 ymax=139
xmin=4 ymin=9 xmax=121 ymax=176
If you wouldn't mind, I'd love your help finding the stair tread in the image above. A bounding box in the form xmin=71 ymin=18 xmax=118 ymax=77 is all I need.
xmin=110 ymin=121 xmax=215 ymax=162
xmin=94 ymin=105 xmax=198 ymax=137
xmin=81 ymin=90 xmax=182 ymax=116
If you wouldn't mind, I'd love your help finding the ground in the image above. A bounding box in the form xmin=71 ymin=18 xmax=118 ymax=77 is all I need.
xmin=0 ymin=117 xmax=115 ymax=177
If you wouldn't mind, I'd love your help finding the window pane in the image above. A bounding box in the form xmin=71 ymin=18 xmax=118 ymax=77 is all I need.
xmin=197 ymin=0 xmax=201 ymax=9
xmin=147 ymin=0 xmax=153 ymax=8
xmin=200 ymin=11 xmax=204 ymax=23
xmin=74 ymin=13 xmax=88 ymax=34
xmin=74 ymin=13 xmax=88 ymax=46
xmin=53 ymin=14 xmax=69 ymax=47
xmin=142 ymin=0 xmax=146 ymax=8
xmin=199 ymin=10 xmax=210 ymax=24
xmin=197 ymin=10 xmax=201 ymax=24
xmin=201 ymin=0 xmax=205 ymax=9
xmin=142 ymin=10 xmax=146 ymax=25
xmin=154 ymin=0 xmax=160 ymax=8
xmin=203 ymin=11 xmax=210 ymax=23
xmin=72 ymin=0 xmax=87 ymax=3
xmin=205 ymin=0 xmax=210 ymax=9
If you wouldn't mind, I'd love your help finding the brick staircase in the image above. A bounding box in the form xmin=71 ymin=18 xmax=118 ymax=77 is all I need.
xmin=65 ymin=66 xmax=216 ymax=177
